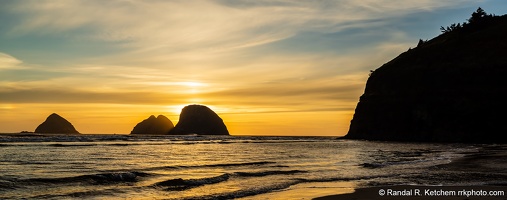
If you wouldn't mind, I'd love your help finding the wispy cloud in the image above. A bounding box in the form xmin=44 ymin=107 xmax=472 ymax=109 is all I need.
xmin=5 ymin=0 xmax=476 ymax=53
xmin=0 ymin=53 xmax=23 ymax=70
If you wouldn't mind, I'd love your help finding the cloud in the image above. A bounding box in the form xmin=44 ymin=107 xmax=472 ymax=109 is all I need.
xmin=6 ymin=0 xmax=476 ymax=53
xmin=1 ymin=0 xmax=481 ymax=80
xmin=0 ymin=69 xmax=366 ymax=114
xmin=206 ymin=78 xmax=365 ymax=101
xmin=0 ymin=53 xmax=23 ymax=70
xmin=0 ymin=89 xmax=178 ymax=104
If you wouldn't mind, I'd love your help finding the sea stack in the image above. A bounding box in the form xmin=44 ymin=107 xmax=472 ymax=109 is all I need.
xmin=345 ymin=12 xmax=507 ymax=143
xmin=131 ymin=115 xmax=174 ymax=135
xmin=34 ymin=113 xmax=80 ymax=134
xmin=169 ymin=105 xmax=229 ymax=135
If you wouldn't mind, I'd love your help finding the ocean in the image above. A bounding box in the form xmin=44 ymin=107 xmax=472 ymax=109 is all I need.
xmin=0 ymin=134 xmax=506 ymax=199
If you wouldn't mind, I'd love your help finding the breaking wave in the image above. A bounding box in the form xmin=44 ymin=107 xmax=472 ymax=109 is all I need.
xmin=20 ymin=171 xmax=151 ymax=185
xmin=154 ymin=174 xmax=230 ymax=191
xmin=234 ymin=170 xmax=307 ymax=177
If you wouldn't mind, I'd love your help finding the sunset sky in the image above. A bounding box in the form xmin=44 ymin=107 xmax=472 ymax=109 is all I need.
xmin=1 ymin=0 xmax=506 ymax=135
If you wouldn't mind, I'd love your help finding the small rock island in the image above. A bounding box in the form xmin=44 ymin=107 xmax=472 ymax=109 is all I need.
xmin=169 ymin=105 xmax=229 ymax=135
xmin=345 ymin=9 xmax=507 ymax=143
xmin=34 ymin=113 xmax=80 ymax=134
xmin=130 ymin=115 xmax=174 ymax=135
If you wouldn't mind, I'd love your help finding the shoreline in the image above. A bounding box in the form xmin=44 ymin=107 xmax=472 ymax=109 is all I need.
xmin=237 ymin=181 xmax=356 ymax=200
xmin=313 ymin=185 xmax=507 ymax=200
xmin=314 ymin=145 xmax=507 ymax=200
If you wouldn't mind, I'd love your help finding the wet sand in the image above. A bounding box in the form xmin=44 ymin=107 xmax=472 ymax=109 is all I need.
xmin=239 ymin=181 xmax=356 ymax=200
xmin=313 ymin=186 xmax=507 ymax=200
xmin=315 ymin=145 xmax=507 ymax=200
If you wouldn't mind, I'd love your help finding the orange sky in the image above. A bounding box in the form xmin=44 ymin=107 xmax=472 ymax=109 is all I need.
xmin=1 ymin=1 xmax=504 ymax=135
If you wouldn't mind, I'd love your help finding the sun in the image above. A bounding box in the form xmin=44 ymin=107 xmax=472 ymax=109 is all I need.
xmin=166 ymin=105 xmax=185 ymax=115
xmin=177 ymin=81 xmax=206 ymax=87
xmin=175 ymin=81 xmax=208 ymax=94
xmin=166 ymin=99 xmax=204 ymax=115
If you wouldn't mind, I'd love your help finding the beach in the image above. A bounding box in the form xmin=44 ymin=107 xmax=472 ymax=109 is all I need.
xmin=314 ymin=186 xmax=507 ymax=200
xmin=314 ymin=146 xmax=507 ymax=200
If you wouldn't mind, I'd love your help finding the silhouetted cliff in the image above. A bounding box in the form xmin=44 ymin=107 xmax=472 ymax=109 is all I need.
xmin=169 ymin=105 xmax=229 ymax=135
xmin=346 ymin=12 xmax=507 ymax=143
xmin=34 ymin=113 xmax=80 ymax=134
xmin=131 ymin=115 xmax=174 ymax=135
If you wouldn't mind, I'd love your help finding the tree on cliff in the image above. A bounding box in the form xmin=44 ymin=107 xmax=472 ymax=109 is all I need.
xmin=346 ymin=9 xmax=507 ymax=143
xmin=468 ymin=7 xmax=488 ymax=23
xmin=439 ymin=7 xmax=493 ymax=34
xmin=440 ymin=23 xmax=462 ymax=33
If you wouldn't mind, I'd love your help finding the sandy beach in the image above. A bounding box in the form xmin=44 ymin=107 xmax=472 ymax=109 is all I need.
xmin=314 ymin=186 xmax=507 ymax=200
xmin=315 ymin=147 xmax=507 ymax=200
xmin=238 ymin=181 xmax=356 ymax=200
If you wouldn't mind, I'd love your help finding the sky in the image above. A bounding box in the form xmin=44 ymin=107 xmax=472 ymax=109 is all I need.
xmin=1 ymin=0 xmax=506 ymax=136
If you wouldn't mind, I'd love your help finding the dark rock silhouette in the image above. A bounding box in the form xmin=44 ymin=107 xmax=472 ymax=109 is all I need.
xmin=345 ymin=12 xmax=507 ymax=143
xmin=34 ymin=113 xmax=79 ymax=134
xmin=130 ymin=115 xmax=174 ymax=135
xmin=169 ymin=105 xmax=229 ymax=135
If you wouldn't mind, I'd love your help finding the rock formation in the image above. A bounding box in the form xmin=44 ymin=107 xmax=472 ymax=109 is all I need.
xmin=34 ymin=113 xmax=80 ymax=134
xmin=169 ymin=105 xmax=229 ymax=135
xmin=345 ymin=12 xmax=507 ymax=143
xmin=130 ymin=115 xmax=174 ymax=135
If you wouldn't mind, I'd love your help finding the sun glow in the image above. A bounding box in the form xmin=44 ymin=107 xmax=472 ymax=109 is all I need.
xmin=143 ymin=81 xmax=209 ymax=94
xmin=0 ymin=104 xmax=15 ymax=109
xmin=168 ymin=81 xmax=208 ymax=94
xmin=164 ymin=103 xmax=232 ymax=118
xmin=143 ymin=81 xmax=206 ymax=87
xmin=176 ymin=81 xmax=207 ymax=87
xmin=166 ymin=105 xmax=185 ymax=116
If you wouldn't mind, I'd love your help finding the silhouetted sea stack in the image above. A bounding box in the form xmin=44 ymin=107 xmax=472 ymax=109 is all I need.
xmin=34 ymin=113 xmax=80 ymax=134
xmin=131 ymin=115 xmax=174 ymax=135
xmin=346 ymin=12 xmax=507 ymax=143
xmin=169 ymin=105 xmax=229 ymax=135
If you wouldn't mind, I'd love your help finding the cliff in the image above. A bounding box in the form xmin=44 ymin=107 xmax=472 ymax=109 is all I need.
xmin=130 ymin=115 xmax=174 ymax=135
xmin=169 ymin=105 xmax=229 ymax=135
xmin=34 ymin=113 xmax=80 ymax=134
xmin=345 ymin=12 xmax=507 ymax=143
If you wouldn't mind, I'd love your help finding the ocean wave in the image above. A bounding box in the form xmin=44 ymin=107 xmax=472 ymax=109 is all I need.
xmin=234 ymin=170 xmax=307 ymax=177
xmin=21 ymin=171 xmax=151 ymax=185
xmin=360 ymin=162 xmax=386 ymax=169
xmin=360 ymin=158 xmax=438 ymax=169
xmin=201 ymin=161 xmax=276 ymax=168
xmin=175 ymin=174 xmax=390 ymax=199
xmin=14 ymin=161 xmax=53 ymax=165
xmin=0 ymin=179 xmax=17 ymax=190
xmin=29 ymin=188 xmax=125 ymax=199
xmin=0 ymin=135 xmax=332 ymax=144
xmin=298 ymin=174 xmax=394 ymax=183
xmin=101 ymin=142 xmax=173 ymax=146
xmin=359 ymin=149 xmax=449 ymax=169
xmin=144 ymin=161 xmax=276 ymax=171
xmin=181 ymin=180 xmax=300 ymax=200
xmin=271 ymin=165 xmax=291 ymax=168
xmin=105 ymin=143 xmax=131 ymax=146
xmin=48 ymin=143 xmax=97 ymax=147
xmin=0 ymin=134 xmax=134 ymax=143
xmin=154 ymin=174 xmax=230 ymax=191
